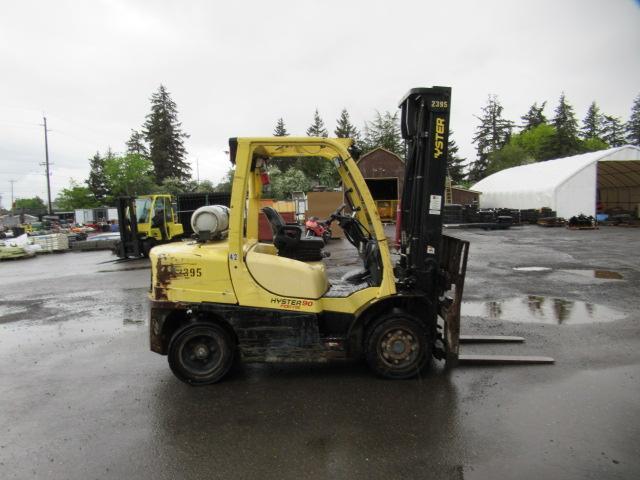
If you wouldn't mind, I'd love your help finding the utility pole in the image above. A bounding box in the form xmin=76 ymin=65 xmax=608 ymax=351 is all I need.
xmin=196 ymin=158 xmax=200 ymax=185
xmin=41 ymin=116 xmax=53 ymax=214
xmin=9 ymin=179 xmax=16 ymax=212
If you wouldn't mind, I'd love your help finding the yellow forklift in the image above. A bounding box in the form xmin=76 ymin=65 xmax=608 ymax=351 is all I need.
xmin=116 ymin=194 xmax=184 ymax=258
xmin=148 ymin=87 xmax=552 ymax=385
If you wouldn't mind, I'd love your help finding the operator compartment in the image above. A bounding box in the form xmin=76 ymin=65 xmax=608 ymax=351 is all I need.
xmin=245 ymin=242 xmax=328 ymax=299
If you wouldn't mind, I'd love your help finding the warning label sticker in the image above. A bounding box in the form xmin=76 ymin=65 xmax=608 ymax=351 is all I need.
xmin=429 ymin=194 xmax=442 ymax=215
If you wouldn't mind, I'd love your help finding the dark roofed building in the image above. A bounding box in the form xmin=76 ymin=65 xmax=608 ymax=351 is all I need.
xmin=356 ymin=148 xmax=404 ymax=221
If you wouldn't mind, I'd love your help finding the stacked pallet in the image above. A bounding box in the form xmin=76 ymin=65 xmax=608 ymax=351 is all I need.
xmin=0 ymin=246 xmax=32 ymax=260
xmin=31 ymin=233 xmax=69 ymax=252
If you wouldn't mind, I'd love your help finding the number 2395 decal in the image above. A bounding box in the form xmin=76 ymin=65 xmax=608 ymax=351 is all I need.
xmin=175 ymin=267 xmax=202 ymax=278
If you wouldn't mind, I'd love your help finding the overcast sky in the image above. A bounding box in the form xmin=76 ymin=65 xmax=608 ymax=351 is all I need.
xmin=1 ymin=0 xmax=639 ymax=208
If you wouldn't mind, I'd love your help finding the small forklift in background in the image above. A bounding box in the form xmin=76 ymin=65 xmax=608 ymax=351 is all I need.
xmin=147 ymin=86 xmax=552 ymax=385
xmin=116 ymin=194 xmax=184 ymax=258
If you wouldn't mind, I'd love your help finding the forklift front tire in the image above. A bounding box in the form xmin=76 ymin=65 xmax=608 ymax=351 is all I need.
xmin=142 ymin=238 xmax=155 ymax=258
xmin=168 ymin=322 xmax=235 ymax=386
xmin=365 ymin=314 xmax=430 ymax=379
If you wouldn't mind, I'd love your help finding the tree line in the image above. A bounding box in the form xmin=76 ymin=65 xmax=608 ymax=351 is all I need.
xmin=263 ymin=109 xmax=465 ymax=199
xmin=55 ymin=85 xmax=209 ymax=210
xmin=55 ymin=87 xmax=427 ymax=207
xmin=49 ymin=87 xmax=640 ymax=209
xmin=467 ymin=92 xmax=640 ymax=182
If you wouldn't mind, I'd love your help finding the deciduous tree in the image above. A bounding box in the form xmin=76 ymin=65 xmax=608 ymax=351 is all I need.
xmin=214 ymin=168 xmax=235 ymax=193
xmin=14 ymin=197 xmax=46 ymax=213
xmin=270 ymin=168 xmax=311 ymax=200
xmin=103 ymin=153 xmax=155 ymax=197
xmin=55 ymin=180 xmax=99 ymax=210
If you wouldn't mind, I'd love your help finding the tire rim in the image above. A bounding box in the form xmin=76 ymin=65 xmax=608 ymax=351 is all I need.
xmin=178 ymin=332 xmax=224 ymax=377
xmin=379 ymin=328 xmax=420 ymax=368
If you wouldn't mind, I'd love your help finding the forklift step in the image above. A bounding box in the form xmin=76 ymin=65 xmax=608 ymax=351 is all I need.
xmin=459 ymin=335 xmax=524 ymax=343
xmin=458 ymin=354 xmax=555 ymax=365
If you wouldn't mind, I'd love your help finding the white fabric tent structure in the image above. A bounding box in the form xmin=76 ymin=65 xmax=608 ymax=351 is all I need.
xmin=472 ymin=145 xmax=640 ymax=218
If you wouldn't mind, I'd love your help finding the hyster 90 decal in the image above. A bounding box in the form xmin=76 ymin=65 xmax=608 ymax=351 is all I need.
xmin=271 ymin=297 xmax=314 ymax=310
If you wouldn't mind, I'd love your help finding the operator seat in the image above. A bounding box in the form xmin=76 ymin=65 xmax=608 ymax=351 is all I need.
xmin=262 ymin=207 xmax=325 ymax=261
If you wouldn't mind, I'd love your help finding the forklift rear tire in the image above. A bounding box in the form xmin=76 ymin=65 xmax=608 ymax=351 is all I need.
xmin=365 ymin=313 xmax=430 ymax=379
xmin=168 ymin=322 xmax=235 ymax=386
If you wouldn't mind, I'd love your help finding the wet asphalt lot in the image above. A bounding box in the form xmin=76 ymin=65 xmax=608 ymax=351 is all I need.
xmin=1 ymin=226 xmax=639 ymax=479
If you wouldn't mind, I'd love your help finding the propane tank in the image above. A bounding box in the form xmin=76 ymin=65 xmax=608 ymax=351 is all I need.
xmin=191 ymin=205 xmax=230 ymax=238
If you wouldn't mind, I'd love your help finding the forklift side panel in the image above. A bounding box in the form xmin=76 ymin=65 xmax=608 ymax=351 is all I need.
xmin=245 ymin=243 xmax=329 ymax=299
xmin=150 ymin=241 xmax=237 ymax=305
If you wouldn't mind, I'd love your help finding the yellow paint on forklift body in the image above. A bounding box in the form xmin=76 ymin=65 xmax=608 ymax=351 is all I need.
xmin=246 ymin=243 xmax=329 ymax=299
xmin=151 ymin=240 xmax=237 ymax=304
xmin=150 ymin=137 xmax=396 ymax=316
xmin=135 ymin=194 xmax=184 ymax=241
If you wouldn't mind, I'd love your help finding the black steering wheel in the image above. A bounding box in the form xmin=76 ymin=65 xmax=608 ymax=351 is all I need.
xmin=328 ymin=203 xmax=347 ymax=224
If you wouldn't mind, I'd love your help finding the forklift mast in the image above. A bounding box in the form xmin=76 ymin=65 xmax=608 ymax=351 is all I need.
xmin=397 ymin=86 xmax=452 ymax=295
xmin=116 ymin=196 xmax=142 ymax=258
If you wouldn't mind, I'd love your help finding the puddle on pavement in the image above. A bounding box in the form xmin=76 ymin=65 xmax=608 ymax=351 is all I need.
xmin=123 ymin=318 xmax=145 ymax=325
xmin=462 ymin=296 xmax=626 ymax=325
xmin=513 ymin=267 xmax=623 ymax=280
xmin=98 ymin=265 xmax=151 ymax=273
xmin=563 ymin=269 xmax=623 ymax=280
xmin=0 ymin=305 xmax=29 ymax=318
xmin=513 ymin=266 xmax=552 ymax=272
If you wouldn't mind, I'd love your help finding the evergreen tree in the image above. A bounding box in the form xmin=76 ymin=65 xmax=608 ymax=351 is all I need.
xmin=335 ymin=108 xmax=363 ymax=159
xmin=469 ymin=95 xmax=514 ymax=181
xmin=306 ymin=109 xmax=329 ymax=137
xmin=334 ymin=109 xmax=359 ymax=138
xmin=447 ymin=130 xmax=466 ymax=183
xmin=581 ymin=102 xmax=604 ymax=139
xmin=626 ymin=93 xmax=640 ymax=146
xmin=601 ymin=115 xmax=626 ymax=147
xmin=521 ymin=102 xmax=547 ymax=131
xmin=273 ymin=118 xmax=297 ymax=171
xmin=86 ymin=151 xmax=110 ymax=202
xmin=273 ymin=118 xmax=289 ymax=136
xmin=126 ymin=129 xmax=149 ymax=156
xmin=143 ymin=85 xmax=191 ymax=183
xmin=362 ymin=111 xmax=404 ymax=157
xmin=299 ymin=109 xmax=329 ymax=181
xmin=548 ymin=92 xmax=582 ymax=158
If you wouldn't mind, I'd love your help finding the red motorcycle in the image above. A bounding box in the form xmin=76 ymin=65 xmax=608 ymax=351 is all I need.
xmin=305 ymin=215 xmax=332 ymax=244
